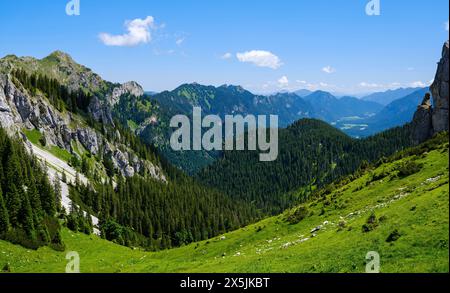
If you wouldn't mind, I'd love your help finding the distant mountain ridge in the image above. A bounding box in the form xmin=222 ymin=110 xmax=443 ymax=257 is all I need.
xmin=303 ymin=91 xmax=383 ymax=122
xmin=0 ymin=50 xmax=428 ymax=173
xmin=342 ymin=88 xmax=429 ymax=137
xmin=362 ymin=87 xmax=425 ymax=105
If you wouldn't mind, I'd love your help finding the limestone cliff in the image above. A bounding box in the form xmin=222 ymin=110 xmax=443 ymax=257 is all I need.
xmin=0 ymin=52 xmax=165 ymax=182
xmin=412 ymin=41 xmax=449 ymax=144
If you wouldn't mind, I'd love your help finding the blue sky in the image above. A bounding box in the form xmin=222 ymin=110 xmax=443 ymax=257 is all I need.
xmin=0 ymin=0 xmax=448 ymax=95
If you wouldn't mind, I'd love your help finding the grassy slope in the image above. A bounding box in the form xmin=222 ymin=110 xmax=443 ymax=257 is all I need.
xmin=1 ymin=143 xmax=448 ymax=273
xmin=24 ymin=128 xmax=72 ymax=162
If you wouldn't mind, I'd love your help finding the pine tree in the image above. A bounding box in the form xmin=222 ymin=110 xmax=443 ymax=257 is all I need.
xmin=0 ymin=187 xmax=10 ymax=233
xmin=19 ymin=192 xmax=35 ymax=238
xmin=6 ymin=184 xmax=21 ymax=226
xmin=38 ymin=176 xmax=56 ymax=216
xmin=53 ymin=176 xmax=62 ymax=212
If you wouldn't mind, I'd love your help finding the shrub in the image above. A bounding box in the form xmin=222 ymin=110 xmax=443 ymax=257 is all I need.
xmin=285 ymin=206 xmax=309 ymax=224
xmin=39 ymin=135 xmax=47 ymax=146
xmin=362 ymin=212 xmax=378 ymax=233
xmin=386 ymin=229 xmax=402 ymax=242
xmin=2 ymin=263 xmax=10 ymax=272
xmin=398 ymin=161 xmax=422 ymax=177
xmin=338 ymin=220 xmax=347 ymax=228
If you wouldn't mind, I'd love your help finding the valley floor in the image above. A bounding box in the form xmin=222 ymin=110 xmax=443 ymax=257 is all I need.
xmin=1 ymin=145 xmax=448 ymax=273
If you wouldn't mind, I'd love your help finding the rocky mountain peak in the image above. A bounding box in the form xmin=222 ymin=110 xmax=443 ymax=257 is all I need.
xmin=45 ymin=50 xmax=75 ymax=63
xmin=412 ymin=41 xmax=449 ymax=144
xmin=430 ymin=41 xmax=449 ymax=133
xmin=107 ymin=81 xmax=144 ymax=106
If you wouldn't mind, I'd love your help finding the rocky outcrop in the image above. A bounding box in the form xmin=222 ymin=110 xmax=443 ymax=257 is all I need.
xmin=430 ymin=41 xmax=449 ymax=134
xmin=107 ymin=81 xmax=144 ymax=106
xmin=77 ymin=128 xmax=99 ymax=155
xmin=412 ymin=94 xmax=433 ymax=144
xmin=0 ymin=76 xmax=16 ymax=131
xmin=412 ymin=42 xmax=449 ymax=144
xmin=0 ymin=72 xmax=165 ymax=182
xmin=88 ymin=96 xmax=114 ymax=125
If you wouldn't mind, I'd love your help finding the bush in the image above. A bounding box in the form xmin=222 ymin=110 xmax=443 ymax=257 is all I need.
xmin=386 ymin=229 xmax=402 ymax=242
xmin=2 ymin=229 xmax=42 ymax=250
xmin=101 ymin=220 xmax=125 ymax=245
xmin=398 ymin=161 xmax=422 ymax=178
xmin=39 ymin=135 xmax=47 ymax=146
xmin=50 ymin=231 xmax=66 ymax=251
xmin=2 ymin=263 xmax=10 ymax=272
xmin=285 ymin=206 xmax=309 ymax=224
xmin=338 ymin=219 xmax=347 ymax=229
xmin=362 ymin=212 xmax=378 ymax=233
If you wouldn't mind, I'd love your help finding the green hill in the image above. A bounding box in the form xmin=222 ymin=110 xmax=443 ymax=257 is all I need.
xmin=197 ymin=119 xmax=413 ymax=214
xmin=1 ymin=134 xmax=447 ymax=273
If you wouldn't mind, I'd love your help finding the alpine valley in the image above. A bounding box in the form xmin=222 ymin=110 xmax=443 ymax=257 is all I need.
xmin=0 ymin=41 xmax=448 ymax=273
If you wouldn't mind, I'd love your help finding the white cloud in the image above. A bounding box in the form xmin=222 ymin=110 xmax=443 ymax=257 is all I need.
xmin=359 ymin=82 xmax=382 ymax=88
xmin=236 ymin=50 xmax=282 ymax=69
xmin=99 ymin=16 xmax=155 ymax=47
xmin=221 ymin=52 xmax=232 ymax=59
xmin=278 ymin=76 xmax=289 ymax=87
xmin=410 ymin=81 xmax=428 ymax=88
xmin=176 ymin=37 xmax=185 ymax=46
xmin=358 ymin=80 xmax=430 ymax=91
xmin=445 ymin=20 xmax=449 ymax=32
xmin=322 ymin=66 xmax=336 ymax=74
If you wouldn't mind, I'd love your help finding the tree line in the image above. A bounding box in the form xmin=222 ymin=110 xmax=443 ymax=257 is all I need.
xmin=0 ymin=127 xmax=64 ymax=250
xmin=12 ymin=69 xmax=92 ymax=113
xmin=196 ymin=119 xmax=414 ymax=214
xmin=71 ymin=171 xmax=259 ymax=250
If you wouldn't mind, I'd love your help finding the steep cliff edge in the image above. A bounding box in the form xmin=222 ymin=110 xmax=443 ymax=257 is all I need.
xmin=430 ymin=41 xmax=449 ymax=133
xmin=412 ymin=41 xmax=449 ymax=143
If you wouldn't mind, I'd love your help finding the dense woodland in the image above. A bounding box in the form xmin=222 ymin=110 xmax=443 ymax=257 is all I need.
xmin=12 ymin=69 xmax=92 ymax=113
xmin=197 ymin=119 xmax=414 ymax=214
xmin=0 ymin=127 xmax=64 ymax=250
xmin=71 ymin=173 xmax=259 ymax=250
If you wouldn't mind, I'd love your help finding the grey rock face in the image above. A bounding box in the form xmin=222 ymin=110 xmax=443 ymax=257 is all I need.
xmin=77 ymin=128 xmax=99 ymax=155
xmin=124 ymin=165 xmax=135 ymax=177
xmin=0 ymin=76 xmax=16 ymax=130
xmin=112 ymin=149 xmax=135 ymax=177
xmin=88 ymin=96 xmax=114 ymax=125
xmin=107 ymin=81 xmax=144 ymax=106
xmin=430 ymin=41 xmax=449 ymax=134
xmin=412 ymin=95 xmax=433 ymax=144
xmin=412 ymin=42 xmax=449 ymax=143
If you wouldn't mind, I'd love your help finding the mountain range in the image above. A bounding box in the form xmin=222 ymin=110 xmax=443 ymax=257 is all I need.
xmin=0 ymin=43 xmax=447 ymax=257
xmin=0 ymin=51 xmax=431 ymax=175
xmin=362 ymin=87 xmax=425 ymax=105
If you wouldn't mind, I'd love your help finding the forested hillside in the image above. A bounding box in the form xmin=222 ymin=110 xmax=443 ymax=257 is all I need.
xmin=71 ymin=169 xmax=258 ymax=250
xmin=0 ymin=53 xmax=259 ymax=252
xmin=197 ymin=119 xmax=414 ymax=214
xmin=1 ymin=132 xmax=447 ymax=273
xmin=0 ymin=127 xmax=63 ymax=250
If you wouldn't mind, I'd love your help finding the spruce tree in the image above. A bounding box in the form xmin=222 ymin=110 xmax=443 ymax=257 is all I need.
xmin=0 ymin=187 xmax=10 ymax=233
xmin=6 ymin=184 xmax=21 ymax=226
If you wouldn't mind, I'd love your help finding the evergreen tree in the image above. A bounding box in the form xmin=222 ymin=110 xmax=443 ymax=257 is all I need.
xmin=0 ymin=187 xmax=9 ymax=233
xmin=6 ymin=184 xmax=21 ymax=225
